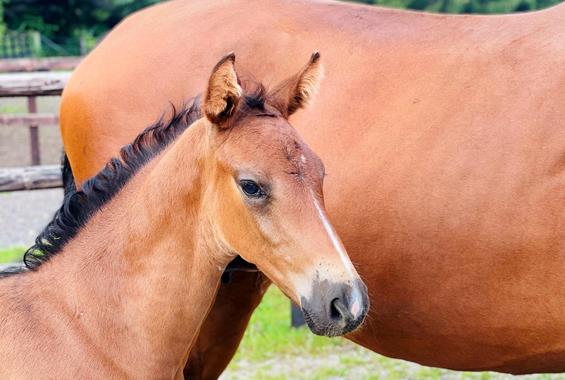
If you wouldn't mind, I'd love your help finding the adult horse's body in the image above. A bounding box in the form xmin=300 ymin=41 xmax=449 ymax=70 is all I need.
xmin=0 ymin=53 xmax=368 ymax=378
xmin=61 ymin=0 xmax=565 ymax=376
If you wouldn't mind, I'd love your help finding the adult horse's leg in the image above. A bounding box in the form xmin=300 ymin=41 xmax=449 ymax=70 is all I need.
xmin=184 ymin=270 xmax=270 ymax=380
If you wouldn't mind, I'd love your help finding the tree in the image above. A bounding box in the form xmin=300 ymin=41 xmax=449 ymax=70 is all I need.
xmin=3 ymin=0 xmax=159 ymax=55
xmin=3 ymin=0 xmax=161 ymax=38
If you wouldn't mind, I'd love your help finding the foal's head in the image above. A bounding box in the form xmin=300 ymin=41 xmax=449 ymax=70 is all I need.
xmin=200 ymin=53 xmax=368 ymax=336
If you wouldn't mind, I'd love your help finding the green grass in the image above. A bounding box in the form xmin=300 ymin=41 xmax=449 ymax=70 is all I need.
xmin=223 ymin=287 xmax=565 ymax=380
xmin=0 ymin=104 xmax=26 ymax=114
xmin=0 ymin=246 xmax=25 ymax=264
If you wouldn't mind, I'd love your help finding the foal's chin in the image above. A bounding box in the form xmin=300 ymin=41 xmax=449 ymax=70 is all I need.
xmin=301 ymin=306 xmax=368 ymax=337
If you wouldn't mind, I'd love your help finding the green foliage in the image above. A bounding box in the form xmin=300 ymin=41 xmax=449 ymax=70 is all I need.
xmin=3 ymin=0 xmax=158 ymax=39
xmin=3 ymin=0 xmax=160 ymax=56
xmin=362 ymin=0 xmax=562 ymax=13
xmin=0 ymin=0 xmax=5 ymax=38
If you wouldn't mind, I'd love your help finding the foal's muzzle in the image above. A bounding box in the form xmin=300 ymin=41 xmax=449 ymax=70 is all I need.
xmin=301 ymin=279 xmax=369 ymax=337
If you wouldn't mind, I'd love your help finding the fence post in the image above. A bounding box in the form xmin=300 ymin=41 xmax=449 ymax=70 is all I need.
xmin=29 ymin=31 xmax=42 ymax=57
xmin=27 ymin=96 xmax=40 ymax=165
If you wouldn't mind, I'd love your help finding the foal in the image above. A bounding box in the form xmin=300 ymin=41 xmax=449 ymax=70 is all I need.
xmin=0 ymin=53 xmax=368 ymax=378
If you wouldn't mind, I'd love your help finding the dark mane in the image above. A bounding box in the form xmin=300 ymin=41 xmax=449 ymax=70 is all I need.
xmin=0 ymin=98 xmax=201 ymax=277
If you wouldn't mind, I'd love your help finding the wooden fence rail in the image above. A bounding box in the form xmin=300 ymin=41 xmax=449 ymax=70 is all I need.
xmin=0 ymin=165 xmax=62 ymax=192
xmin=0 ymin=72 xmax=69 ymax=97
xmin=0 ymin=113 xmax=59 ymax=127
xmin=0 ymin=57 xmax=81 ymax=73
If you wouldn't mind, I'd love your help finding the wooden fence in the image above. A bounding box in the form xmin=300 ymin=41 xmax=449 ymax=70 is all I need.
xmin=0 ymin=56 xmax=81 ymax=73
xmin=0 ymin=165 xmax=62 ymax=191
xmin=0 ymin=57 xmax=78 ymax=191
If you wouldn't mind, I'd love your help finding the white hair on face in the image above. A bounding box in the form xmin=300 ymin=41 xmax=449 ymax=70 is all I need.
xmin=309 ymin=190 xmax=355 ymax=278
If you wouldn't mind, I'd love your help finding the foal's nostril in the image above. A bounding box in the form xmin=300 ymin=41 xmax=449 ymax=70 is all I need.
xmin=330 ymin=297 xmax=352 ymax=322
xmin=330 ymin=298 xmax=341 ymax=320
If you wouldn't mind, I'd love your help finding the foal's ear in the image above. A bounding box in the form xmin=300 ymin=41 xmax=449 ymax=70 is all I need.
xmin=269 ymin=52 xmax=323 ymax=118
xmin=203 ymin=53 xmax=242 ymax=127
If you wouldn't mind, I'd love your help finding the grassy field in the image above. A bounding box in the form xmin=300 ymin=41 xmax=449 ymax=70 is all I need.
xmin=1 ymin=246 xmax=563 ymax=379
xmin=0 ymin=246 xmax=25 ymax=264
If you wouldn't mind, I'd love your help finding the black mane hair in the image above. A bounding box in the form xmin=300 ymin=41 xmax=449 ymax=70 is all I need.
xmin=0 ymin=85 xmax=273 ymax=278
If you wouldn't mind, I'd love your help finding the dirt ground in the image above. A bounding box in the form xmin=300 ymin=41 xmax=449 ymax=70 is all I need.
xmin=0 ymin=188 xmax=63 ymax=247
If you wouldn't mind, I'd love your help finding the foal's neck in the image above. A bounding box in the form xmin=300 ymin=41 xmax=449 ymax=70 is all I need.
xmin=34 ymin=120 xmax=225 ymax=376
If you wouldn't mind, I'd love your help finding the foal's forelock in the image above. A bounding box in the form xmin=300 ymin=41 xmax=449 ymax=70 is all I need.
xmin=224 ymin=84 xmax=283 ymax=126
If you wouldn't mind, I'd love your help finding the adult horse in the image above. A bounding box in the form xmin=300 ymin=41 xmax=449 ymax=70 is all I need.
xmin=60 ymin=0 xmax=565 ymax=376
xmin=0 ymin=53 xmax=368 ymax=378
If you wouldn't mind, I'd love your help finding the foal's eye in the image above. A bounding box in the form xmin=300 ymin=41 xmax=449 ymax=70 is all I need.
xmin=239 ymin=180 xmax=265 ymax=198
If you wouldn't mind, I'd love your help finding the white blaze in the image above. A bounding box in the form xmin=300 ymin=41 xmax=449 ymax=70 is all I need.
xmin=310 ymin=191 xmax=364 ymax=316
xmin=310 ymin=191 xmax=356 ymax=279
